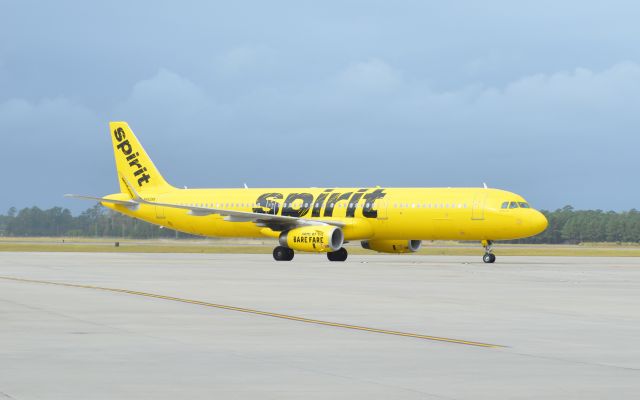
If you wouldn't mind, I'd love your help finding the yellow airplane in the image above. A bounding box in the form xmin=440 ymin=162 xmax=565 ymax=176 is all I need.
xmin=67 ymin=122 xmax=548 ymax=263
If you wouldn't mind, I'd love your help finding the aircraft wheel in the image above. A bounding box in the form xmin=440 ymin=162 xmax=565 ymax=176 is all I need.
xmin=483 ymin=253 xmax=496 ymax=263
xmin=273 ymin=246 xmax=294 ymax=261
xmin=285 ymin=247 xmax=294 ymax=261
xmin=327 ymin=247 xmax=348 ymax=262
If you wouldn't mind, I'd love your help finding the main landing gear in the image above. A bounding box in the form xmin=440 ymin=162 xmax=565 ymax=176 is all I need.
xmin=273 ymin=246 xmax=294 ymax=261
xmin=327 ymin=247 xmax=348 ymax=262
xmin=271 ymin=246 xmax=349 ymax=261
xmin=482 ymin=240 xmax=496 ymax=263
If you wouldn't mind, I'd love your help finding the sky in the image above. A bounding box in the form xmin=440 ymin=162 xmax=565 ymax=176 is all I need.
xmin=2 ymin=1 xmax=640 ymax=213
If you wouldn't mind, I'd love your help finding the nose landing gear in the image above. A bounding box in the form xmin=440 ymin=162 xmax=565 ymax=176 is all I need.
xmin=482 ymin=240 xmax=496 ymax=263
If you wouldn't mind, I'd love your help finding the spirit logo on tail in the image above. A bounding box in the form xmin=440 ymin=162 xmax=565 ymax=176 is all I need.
xmin=113 ymin=127 xmax=151 ymax=186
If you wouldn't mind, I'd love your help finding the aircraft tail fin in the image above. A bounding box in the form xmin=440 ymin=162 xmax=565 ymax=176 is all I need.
xmin=109 ymin=122 xmax=175 ymax=194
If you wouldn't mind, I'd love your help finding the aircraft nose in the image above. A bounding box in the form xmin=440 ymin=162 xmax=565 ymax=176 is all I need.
xmin=530 ymin=210 xmax=548 ymax=234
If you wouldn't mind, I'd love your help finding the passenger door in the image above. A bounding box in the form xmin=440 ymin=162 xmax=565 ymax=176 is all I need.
xmin=471 ymin=192 xmax=487 ymax=220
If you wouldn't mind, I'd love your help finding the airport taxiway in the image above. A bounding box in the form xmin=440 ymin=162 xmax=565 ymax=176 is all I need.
xmin=1 ymin=253 xmax=639 ymax=399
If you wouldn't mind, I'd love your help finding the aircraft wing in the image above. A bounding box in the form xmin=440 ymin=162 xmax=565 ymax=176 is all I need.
xmin=69 ymin=177 xmax=345 ymax=231
xmin=135 ymin=198 xmax=343 ymax=230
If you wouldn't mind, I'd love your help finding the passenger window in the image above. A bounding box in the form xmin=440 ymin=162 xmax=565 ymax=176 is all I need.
xmin=501 ymin=201 xmax=509 ymax=209
xmin=509 ymin=201 xmax=518 ymax=209
xmin=518 ymin=202 xmax=530 ymax=208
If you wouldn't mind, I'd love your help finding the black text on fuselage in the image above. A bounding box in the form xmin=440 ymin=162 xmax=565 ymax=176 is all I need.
xmin=252 ymin=188 xmax=386 ymax=219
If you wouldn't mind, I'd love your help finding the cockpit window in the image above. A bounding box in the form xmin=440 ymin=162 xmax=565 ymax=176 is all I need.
xmin=501 ymin=201 xmax=509 ymax=209
xmin=509 ymin=201 xmax=519 ymax=209
xmin=518 ymin=202 xmax=530 ymax=208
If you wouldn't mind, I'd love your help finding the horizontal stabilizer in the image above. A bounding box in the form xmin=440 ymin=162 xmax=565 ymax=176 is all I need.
xmin=64 ymin=194 xmax=139 ymax=209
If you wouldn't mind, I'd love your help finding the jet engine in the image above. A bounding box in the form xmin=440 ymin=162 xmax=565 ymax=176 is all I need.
xmin=361 ymin=239 xmax=422 ymax=253
xmin=279 ymin=225 xmax=344 ymax=252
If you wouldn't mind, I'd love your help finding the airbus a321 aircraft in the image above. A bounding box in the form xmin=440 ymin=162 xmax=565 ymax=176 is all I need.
xmin=67 ymin=122 xmax=548 ymax=263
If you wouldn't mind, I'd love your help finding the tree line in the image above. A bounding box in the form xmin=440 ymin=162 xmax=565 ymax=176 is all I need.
xmin=511 ymin=205 xmax=640 ymax=244
xmin=0 ymin=205 xmax=191 ymax=239
xmin=1 ymin=204 xmax=640 ymax=243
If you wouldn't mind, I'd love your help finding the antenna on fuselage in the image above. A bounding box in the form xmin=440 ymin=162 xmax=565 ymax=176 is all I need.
xmin=243 ymin=183 xmax=249 ymax=189
xmin=483 ymin=182 xmax=488 ymax=189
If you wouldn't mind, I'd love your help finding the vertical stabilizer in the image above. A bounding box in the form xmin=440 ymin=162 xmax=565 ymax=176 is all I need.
xmin=109 ymin=122 xmax=174 ymax=194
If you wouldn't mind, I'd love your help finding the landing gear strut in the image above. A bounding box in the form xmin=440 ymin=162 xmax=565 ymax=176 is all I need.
xmin=482 ymin=240 xmax=496 ymax=263
xmin=273 ymin=246 xmax=294 ymax=261
xmin=327 ymin=247 xmax=348 ymax=262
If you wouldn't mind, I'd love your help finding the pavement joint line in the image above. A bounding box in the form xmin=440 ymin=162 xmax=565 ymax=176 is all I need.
xmin=0 ymin=275 xmax=505 ymax=348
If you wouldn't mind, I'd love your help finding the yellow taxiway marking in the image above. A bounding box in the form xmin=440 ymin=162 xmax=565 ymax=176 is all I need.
xmin=0 ymin=275 xmax=504 ymax=348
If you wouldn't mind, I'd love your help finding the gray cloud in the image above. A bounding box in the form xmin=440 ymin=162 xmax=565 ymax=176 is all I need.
xmin=2 ymin=1 xmax=640 ymax=212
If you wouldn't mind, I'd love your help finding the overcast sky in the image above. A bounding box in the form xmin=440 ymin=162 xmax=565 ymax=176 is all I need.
xmin=2 ymin=1 xmax=640 ymax=213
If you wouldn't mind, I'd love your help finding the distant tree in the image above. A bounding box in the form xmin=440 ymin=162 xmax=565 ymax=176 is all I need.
xmin=1 ymin=204 xmax=640 ymax=243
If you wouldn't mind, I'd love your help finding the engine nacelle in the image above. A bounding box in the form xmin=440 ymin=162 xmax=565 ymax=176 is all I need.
xmin=279 ymin=225 xmax=344 ymax=252
xmin=361 ymin=239 xmax=422 ymax=253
